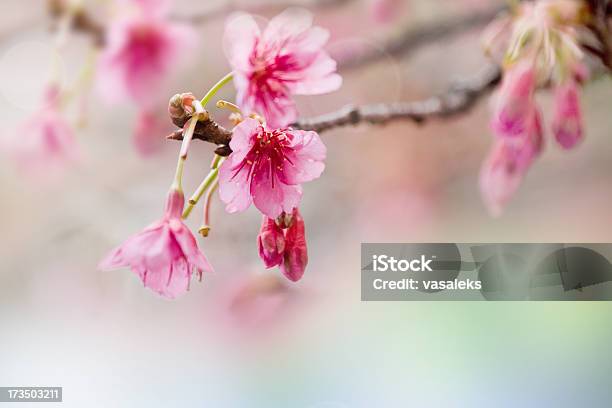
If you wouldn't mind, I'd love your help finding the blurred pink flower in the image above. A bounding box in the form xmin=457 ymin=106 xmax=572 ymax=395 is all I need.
xmin=220 ymin=273 xmax=293 ymax=329
xmin=280 ymin=208 xmax=308 ymax=282
xmin=96 ymin=1 xmax=194 ymax=106
xmin=258 ymin=216 xmax=286 ymax=268
xmin=98 ymin=189 xmax=213 ymax=299
xmin=4 ymin=86 xmax=79 ymax=179
xmin=132 ymin=109 xmax=172 ymax=156
xmin=218 ymin=118 xmax=326 ymax=219
xmin=551 ymin=79 xmax=583 ymax=149
xmin=223 ymin=9 xmax=342 ymax=128
xmin=490 ymin=61 xmax=537 ymax=138
xmin=480 ymin=109 xmax=544 ymax=216
xmin=368 ymin=0 xmax=405 ymax=24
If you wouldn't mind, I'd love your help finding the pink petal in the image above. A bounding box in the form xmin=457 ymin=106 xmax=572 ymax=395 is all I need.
xmin=171 ymin=220 xmax=214 ymax=273
xmin=218 ymin=156 xmax=253 ymax=214
xmin=262 ymin=8 xmax=314 ymax=45
xmin=251 ymin=168 xmax=303 ymax=219
xmin=223 ymin=13 xmax=261 ymax=72
xmin=228 ymin=118 xmax=259 ymax=163
xmin=97 ymin=246 xmax=127 ymax=271
xmin=279 ymin=130 xmax=326 ymax=184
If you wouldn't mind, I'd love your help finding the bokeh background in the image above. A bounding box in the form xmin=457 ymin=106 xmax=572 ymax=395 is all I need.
xmin=1 ymin=0 xmax=612 ymax=406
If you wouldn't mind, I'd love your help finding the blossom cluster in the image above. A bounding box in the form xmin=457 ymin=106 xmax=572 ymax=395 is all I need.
xmin=99 ymin=8 xmax=340 ymax=298
xmin=480 ymin=0 xmax=588 ymax=215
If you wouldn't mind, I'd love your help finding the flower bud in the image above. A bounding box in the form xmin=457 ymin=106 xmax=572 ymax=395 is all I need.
xmin=491 ymin=61 xmax=536 ymax=138
xmin=552 ymin=79 xmax=583 ymax=150
xmin=168 ymin=92 xmax=196 ymax=126
xmin=258 ymin=216 xmax=286 ymax=268
xmin=280 ymin=209 xmax=308 ymax=282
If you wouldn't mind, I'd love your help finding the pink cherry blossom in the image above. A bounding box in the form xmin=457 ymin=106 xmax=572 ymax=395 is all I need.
xmin=280 ymin=208 xmax=308 ymax=282
xmin=132 ymin=109 xmax=172 ymax=156
xmin=490 ymin=61 xmax=537 ymax=138
xmin=98 ymin=189 xmax=213 ymax=299
xmin=258 ymin=216 xmax=286 ymax=268
xmin=218 ymin=118 xmax=326 ymax=219
xmin=96 ymin=1 xmax=194 ymax=106
xmin=4 ymin=86 xmax=79 ymax=179
xmin=480 ymin=108 xmax=544 ymax=216
xmin=551 ymin=79 xmax=583 ymax=149
xmin=223 ymin=9 xmax=342 ymax=128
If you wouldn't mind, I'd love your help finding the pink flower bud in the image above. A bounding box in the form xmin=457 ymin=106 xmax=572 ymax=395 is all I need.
xmin=491 ymin=61 xmax=537 ymax=138
xmin=280 ymin=209 xmax=308 ymax=282
xmin=551 ymin=79 xmax=583 ymax=149
xmin=480 ymin=109 xmax=543 ymax=216
xmin=168 ymin=92 xmax=196 ymax=124
xmin=257 ymin=216 xmax=286 ymax=268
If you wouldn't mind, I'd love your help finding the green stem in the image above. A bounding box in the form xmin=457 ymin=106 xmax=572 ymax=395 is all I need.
xmin=171 ymin=116 xmax=198 ymax=192
xmin=182 ymin=168 xmax=219 ymax=219
xmin=200 ymin=72 xmax=234 ymax=107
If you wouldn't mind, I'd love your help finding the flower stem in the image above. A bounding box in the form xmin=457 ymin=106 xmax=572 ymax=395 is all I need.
xmin=171 ymin=115 xmax=198 ymax=192
xmin=200 ymin=72 xmax=234 ymax=107
xmin=199 ymin=178 xmax=219 ymax=237
xmin=182 ymin=168 xmax=219 ymax=219
xmin=182 ymin=155 xmax=225 ymax=219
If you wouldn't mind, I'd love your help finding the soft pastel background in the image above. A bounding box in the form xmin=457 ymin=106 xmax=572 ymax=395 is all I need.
xmin=1 ymin=0 xmax=612 ymax=407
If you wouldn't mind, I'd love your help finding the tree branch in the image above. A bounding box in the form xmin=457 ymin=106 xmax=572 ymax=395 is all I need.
xmin=585 ymin=0 xmax=612 ymax=70
xmin=337 ymin=4 xmax=508 ymax=70
xmin=167 ymin=64 xmax=502 ymax=155
xmin=178 ymin=0 xmax=354 ymax=25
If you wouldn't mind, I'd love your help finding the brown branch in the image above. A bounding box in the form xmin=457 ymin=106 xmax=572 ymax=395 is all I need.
xmin=585 ymin=0 xmax=612 ymax=70
xmin=178 ymin=0 xmax=354 ymax=25
xmin=337 ymin=4 xmax=508 ymax=70
xmin=167 ymin=64 xmax=501 ymax=155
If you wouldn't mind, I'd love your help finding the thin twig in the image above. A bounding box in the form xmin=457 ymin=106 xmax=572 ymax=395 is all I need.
xmin=167 ymin=64 xmax=502 ymax=154
xmin=337 ymin=4 xmax=508 ymax=70
xmin=178 ymin=0 xmax=353 ymax=25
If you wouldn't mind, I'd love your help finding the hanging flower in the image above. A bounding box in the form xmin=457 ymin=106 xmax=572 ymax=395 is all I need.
xmin=280 ymin=208 xmax=308 ymax=282
xmin=480 ymin=0 xmax=588 ymax=215
xmin=551 ymin=77 xmax=583 ymax=149
xmin=490 ymin=61 xmax=537 ymax=138
xmin=223 ymin=8 xmax=342 ymax=128
xmin=98 ymin=189 xmax=213 ymax=299
xmin=257 ymin=216 xmax=286 ymax=268
xmin=218 ymin=118 xmax=326 ymax=219
xmin=480 ymin=109 xmax=544 ymax=216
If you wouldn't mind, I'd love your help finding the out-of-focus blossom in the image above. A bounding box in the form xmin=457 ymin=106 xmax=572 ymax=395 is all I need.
xmin=480 ymin=0 xmax=588 ymax=215
xmin=98 ymin=188 xmax=213 ymax=299
xmin=219 ymin=273 xmax=293 ymax=330
xmin=480 ymin=109 xmax=544 ymax=216
xmin=96 ymin=0 xmax=195 ymax=106
xmin=132 ymin=109 xmax=172 ymax=156
xmin=3 ymin=86 xmax=79 ymax=179
xmin=257 ymin=216 xmax=286 ymax=268
xmin=218 ymin=118 xmax=326 ymax=219
xmin=280 ymin=208 xmax=308 ymax=282
xmin=490 ymin=61 xmax=536 ymax=138
xmin=368 ymin=0 xmax=405 ymax=24
xmin=223 ymin=9 xmax=342 ymax=128
xmin=552 ymin=78 xmax=583 ymax=149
